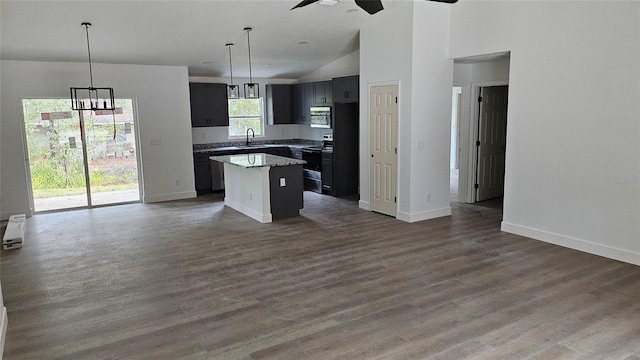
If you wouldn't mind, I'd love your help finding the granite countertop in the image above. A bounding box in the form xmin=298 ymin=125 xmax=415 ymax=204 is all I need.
xmin=210 ymin=153 xmax=306 ymax=168
xmin=193 ymin=141 xmax=323 ymax=154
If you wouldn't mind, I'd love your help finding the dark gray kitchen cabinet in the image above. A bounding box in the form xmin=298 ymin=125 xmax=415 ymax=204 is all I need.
xmin=331 ymin=103 xmax=360 ymax=196
xmin=266 ymin=84 xmax=293 ymax=125
xmin=293 ymin=84 xmax=304 ymax=124
xmin=321 ymin=151 xmax=333 ymax=195
xmin=293 ymin=83 xmax=313 ymax=125
xmin=290 ymin=147 xmax=303 ymax=160
xmin=189 ymin=83 xmax=229 ymax=127
xmin=333 ymin=75 xmax=359 ymax=103
xmin=313 ymin=81 xmax=333 ymax=106
xmin=194 ymin=153 xmax=212 ymax=192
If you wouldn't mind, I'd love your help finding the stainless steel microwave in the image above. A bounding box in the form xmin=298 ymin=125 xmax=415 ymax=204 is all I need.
xmin=310 ymin=106 xmax=331 ymax=128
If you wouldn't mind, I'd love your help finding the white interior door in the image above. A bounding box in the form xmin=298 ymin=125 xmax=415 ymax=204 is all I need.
xmin=370 ymin=85 xmax=398 ymax=216
xmin=476 ymin=85 xmax=508 ymax=202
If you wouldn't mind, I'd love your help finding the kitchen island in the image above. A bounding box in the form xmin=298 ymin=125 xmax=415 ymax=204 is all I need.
xmin=210 ymin=153 xmax=306 ymax=223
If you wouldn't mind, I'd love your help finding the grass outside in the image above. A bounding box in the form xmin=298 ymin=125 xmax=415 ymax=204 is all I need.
xmin=33 ymin=183 xmax=138 ymax=199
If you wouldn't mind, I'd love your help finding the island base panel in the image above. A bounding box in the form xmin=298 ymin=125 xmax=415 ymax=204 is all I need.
xmin=223 ymin=164 xmax=272 ymax=223
xmin=269 ymin=164 xmax=304 ymax=220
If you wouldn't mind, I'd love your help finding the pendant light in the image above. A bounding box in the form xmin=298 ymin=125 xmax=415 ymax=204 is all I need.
xmin=70 ymin=22 xmax=115 ymax=111
xmin=243 ymin=27 xmax=259 ymax=99
xmin=226 ymin=43 xmax=240 ymax=99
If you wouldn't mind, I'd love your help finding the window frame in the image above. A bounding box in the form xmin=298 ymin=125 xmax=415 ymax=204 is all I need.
xmin=227 ymin=97 xmax=265 ymax=140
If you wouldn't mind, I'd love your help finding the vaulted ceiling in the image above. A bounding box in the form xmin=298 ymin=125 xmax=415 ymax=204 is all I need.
xmin=0 ymin=0 xmax=404 ymax=79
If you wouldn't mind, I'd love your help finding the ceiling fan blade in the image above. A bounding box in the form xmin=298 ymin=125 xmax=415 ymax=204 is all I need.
xmin=355 ymin=0 xmax=384 ymax=15
xmin=428 ymin=0 xmax=459 ymax=3
xmin=291 ymin=0 xmax=321 ymax=10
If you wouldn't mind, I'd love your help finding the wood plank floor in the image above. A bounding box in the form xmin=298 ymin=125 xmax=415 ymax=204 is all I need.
xmin=2 ymin=192 xmax=640 ymax=359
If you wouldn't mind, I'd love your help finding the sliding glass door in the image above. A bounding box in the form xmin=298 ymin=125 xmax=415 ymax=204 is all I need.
xmin=22 ymin=98 xmax=141 ymax=212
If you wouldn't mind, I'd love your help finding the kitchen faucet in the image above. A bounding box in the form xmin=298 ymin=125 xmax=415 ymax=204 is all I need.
xmin=246 ymin=128 xmax=255 ymax=146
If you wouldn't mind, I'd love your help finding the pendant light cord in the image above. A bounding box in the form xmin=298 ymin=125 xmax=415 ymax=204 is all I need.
xmin=82 ymin=22 xmax=94 ymax=89
xmin=245 ymin=28 xmax=253 ymax=83
xmin=227 ymin=44 xmax=234 ymax=85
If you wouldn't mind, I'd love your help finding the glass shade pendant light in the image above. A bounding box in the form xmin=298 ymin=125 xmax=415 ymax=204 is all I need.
xmin=243 ymin=27 xmax=259 ymax=99
xmin=70 ymin=22 xmax=116 ymax=111
xmin=226 ymin=43 xmax=239 ymax=99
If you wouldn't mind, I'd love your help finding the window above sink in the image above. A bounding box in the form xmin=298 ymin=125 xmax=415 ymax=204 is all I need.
xmin=228 ymin=98 xmax=265 ymax=139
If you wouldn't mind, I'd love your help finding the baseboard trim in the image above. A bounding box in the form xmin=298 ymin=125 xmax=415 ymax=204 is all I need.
xmin=358 ymin=200 xmax=370 ymax=211
xmin=224 ymin=198 xmax=272 ymax=224
xmin=397 ymin=207 xmax=452 ymax=223
xmin=0 ymin=306 xmax=7 ymax=360
xmin=1 ymin=209 xmax=32 ymax=222
xmin=143 ymin=191 xmax=197 ymax=204
xmin=501 ymin=221 xmax=640 ymax=266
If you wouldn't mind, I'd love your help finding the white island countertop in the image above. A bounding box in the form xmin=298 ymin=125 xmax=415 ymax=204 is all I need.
xmin=210 ymin=153 xmax=306 ymax=168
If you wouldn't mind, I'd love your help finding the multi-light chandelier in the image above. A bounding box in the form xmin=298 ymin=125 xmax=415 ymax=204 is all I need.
xmin=70 ymin=22 xmax=116 ymax=111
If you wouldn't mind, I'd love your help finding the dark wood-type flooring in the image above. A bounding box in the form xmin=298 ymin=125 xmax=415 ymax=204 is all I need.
xmin=2 ymin=192 xmax=640 ymax=359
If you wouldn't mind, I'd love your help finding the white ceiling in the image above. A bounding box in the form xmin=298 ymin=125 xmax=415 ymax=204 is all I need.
xmin=0 ymin=0 xmax=405 ymax=79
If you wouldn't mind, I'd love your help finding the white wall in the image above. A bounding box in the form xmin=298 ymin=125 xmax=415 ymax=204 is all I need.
xmin=451 ymin=1 xmax=640 ymax=265
xmin=0 ymin=60 xmax=196 ymax=219
xmin=406 ymin=2 xmax=453 ymax=221
xmin=297 ymin=49 xmax=360 ymax=83
xmin=0 ymin=7 xmax=6 ymax=356
xmin=453 ymin=59 xmax=510 ymax=84
xmin=359 ymin=1 xmax=414 ymax=214
xmin=359 ymin=1 xmax=453 ymax=222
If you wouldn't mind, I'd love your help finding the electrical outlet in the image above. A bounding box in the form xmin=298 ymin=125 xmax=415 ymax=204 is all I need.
xmin=426 ymin=193 xmax=431 ymax=202
xmin=418 ymin=141 xmax=425 ymax=150
xmin=280 ymin=178 xmax=286 ymax=187
xmin=249 ymin=193 xmax=252 ymax=200
xmin=280 ymin=129 xmax=285 ymax=136
xmin=175 ymin=179 xmax=180 ymax=186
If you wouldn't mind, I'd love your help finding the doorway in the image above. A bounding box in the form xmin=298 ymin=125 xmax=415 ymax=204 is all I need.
xmin=22 ymin=98 xmax=141 ymax=212
xmin=369 ymin=84 xmax=398 ymax=217
xmin=450 ymin=87 xmax=462 ymax=201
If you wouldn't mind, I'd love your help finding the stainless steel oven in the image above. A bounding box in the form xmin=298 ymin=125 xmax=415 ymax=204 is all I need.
xmin=301 ymin=147 xmax=322 ymax=193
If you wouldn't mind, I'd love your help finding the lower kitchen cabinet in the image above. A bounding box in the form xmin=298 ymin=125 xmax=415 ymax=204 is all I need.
xmin=194 ymin=146 xmax=293 ymax=195
xmin=321 ymin=151 xmax=333 ymax=195
xmin=194 ymin=153 xmax=212 ymax=192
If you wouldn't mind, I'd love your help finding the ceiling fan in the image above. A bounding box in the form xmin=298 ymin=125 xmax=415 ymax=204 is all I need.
xmin=291 ymin=0 xmax=458 ymax=15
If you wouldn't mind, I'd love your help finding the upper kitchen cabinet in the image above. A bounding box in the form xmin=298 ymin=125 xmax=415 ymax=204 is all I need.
xmin=293 ymin=83 xmax=313 ymax=125
xmin=266 ymin=84 xmax=293 ymax=125
xmin=189 ymin=83 xmax=229 ymax=127
xmin=333 ymin=75 xmax=359 ymax=103
xmin=313 ymin=81 xmax=333 ymax=106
